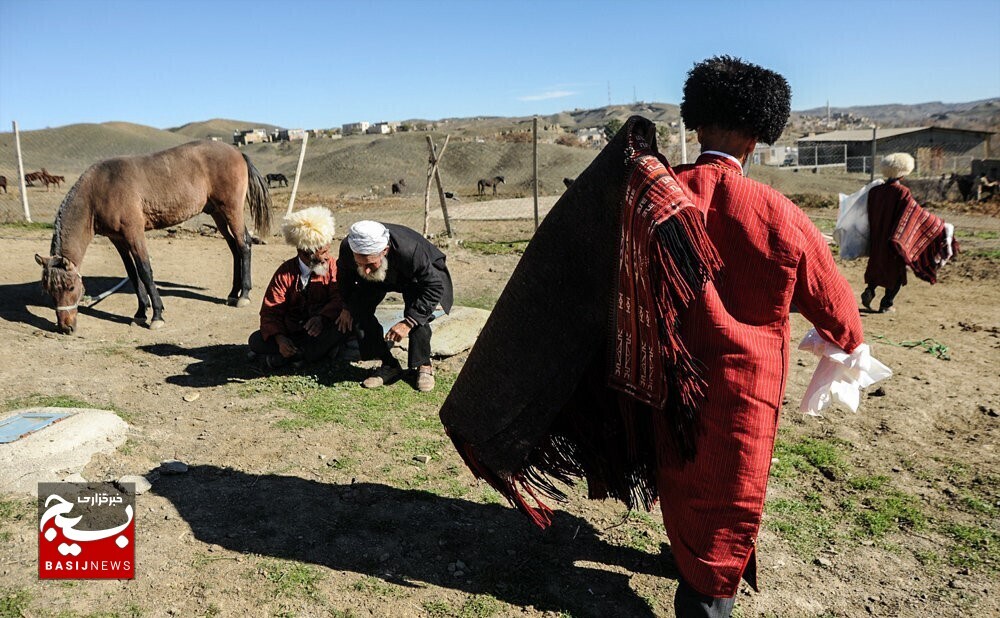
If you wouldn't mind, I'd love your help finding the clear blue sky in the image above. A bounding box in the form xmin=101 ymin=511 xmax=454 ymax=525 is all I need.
xmin=1 ymin=0 xmax=998 ymax=131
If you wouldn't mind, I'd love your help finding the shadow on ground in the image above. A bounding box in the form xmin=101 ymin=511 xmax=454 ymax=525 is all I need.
xmin=138 ymin=343 xmax=370 ymax=388
xmin=156 ymin=465 xmax=673 ymax=617
xmin=0 ymin=276 xmax=222 ymax=332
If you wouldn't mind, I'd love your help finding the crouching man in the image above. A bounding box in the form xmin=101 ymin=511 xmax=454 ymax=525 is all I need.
xmin=248 ymin=206 xmax=346 ymax=370
xmin=335 ymin=221 xmax=453 ymax=392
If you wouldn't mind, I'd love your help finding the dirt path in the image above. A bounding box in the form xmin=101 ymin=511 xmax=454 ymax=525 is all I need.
xmin=0 ymin=206 xmax=997 ymax=617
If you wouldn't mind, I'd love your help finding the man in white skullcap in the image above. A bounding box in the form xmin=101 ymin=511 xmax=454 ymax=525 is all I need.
xmin=248 ymin=206 xmax=347 ymax=370
xmin=335 ymin=221 xmax=453 ymax=391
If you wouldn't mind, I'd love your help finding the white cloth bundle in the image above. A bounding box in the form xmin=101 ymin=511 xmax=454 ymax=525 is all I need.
xmin=798 ymin=328 xmax=892 ymax=416
xmin=834 ymin=179 xmax=883 ymax=260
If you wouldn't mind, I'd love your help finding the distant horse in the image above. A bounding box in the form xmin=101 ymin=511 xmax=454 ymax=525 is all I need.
xmin=24 ymin=171 xmax=44 ymax=187
xmin=0 ymin=175 xmax=6 ymax=194
xmin=266 ymin=173 xmax=288 ymax=188
xmin=391 ymin=178 xmax=406 ymax=194
xmin=477 ymin=176 xmax=505 ymax=196
xmin=35 ymin=140 xmax=272 ymax=334
xmin=563 ymin=177 xmax=575 ymax=189
xmin=41 ymin=170 xmax=64 ymax=190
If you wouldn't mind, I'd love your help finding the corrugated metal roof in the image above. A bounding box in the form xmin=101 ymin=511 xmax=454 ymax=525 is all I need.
xmin=797 ymin=126 xmax=993 ymax=142
xmin=797 ymin=127 xmax=927 ymax=142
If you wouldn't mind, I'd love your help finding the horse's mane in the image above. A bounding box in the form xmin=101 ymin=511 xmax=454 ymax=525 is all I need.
xmin=50 ymin=174 xmax=86 ymax=257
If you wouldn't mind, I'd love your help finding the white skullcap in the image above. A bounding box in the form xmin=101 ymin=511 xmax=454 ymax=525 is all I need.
xmin=281 ymin=206 xmax=336 ymax=252
xmin=880 ymin=153 xmax=914 ymax=179
xmin=347 ymin=220 xmax=390 ymax=255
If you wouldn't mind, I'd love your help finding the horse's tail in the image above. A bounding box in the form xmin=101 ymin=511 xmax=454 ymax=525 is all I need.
xmin=242 ymin=153 xmax=272 ymax=236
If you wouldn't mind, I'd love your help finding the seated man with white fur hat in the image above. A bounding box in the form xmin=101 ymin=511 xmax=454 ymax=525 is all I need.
xmin=335 ymin=220 xmax=453 ymax=392
xmin=248 ymin=206 xmax=347 ymax=370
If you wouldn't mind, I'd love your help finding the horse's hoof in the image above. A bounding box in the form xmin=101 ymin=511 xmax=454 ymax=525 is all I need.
xmin=149 ymin=319 xmax=166 ymax=330
xmin=133 ymin=316 xmax=148 ymax=326
xmin=235 ymin=297 xmax=252 ymax=308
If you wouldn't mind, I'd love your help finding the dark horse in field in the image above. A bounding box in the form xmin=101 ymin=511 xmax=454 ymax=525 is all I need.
xmin=391 ymin=178 xmax=406 ymax=194
xmin=0 ymin=175 xmax=6 ymax=193
xmin=34 ymin=140 xmax=271 ymax=334
xmin=266 ymin=173 xmax=288 ymax=188
xmin=478 ymin=176 xmax=505 ymax=196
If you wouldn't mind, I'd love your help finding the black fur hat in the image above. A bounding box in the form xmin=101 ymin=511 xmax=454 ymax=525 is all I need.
xmin=680 ymin=56 xmax=791 ymax=145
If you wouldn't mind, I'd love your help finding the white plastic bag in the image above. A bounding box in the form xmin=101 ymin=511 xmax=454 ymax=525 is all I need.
xmin=798 ymin=328 xmax=892 ymax=416
xmin=834 ymin=180 xmax=883 ymax=260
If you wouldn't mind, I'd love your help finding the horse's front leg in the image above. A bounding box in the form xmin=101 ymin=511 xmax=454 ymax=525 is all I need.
xmin=128 ymin=241 xmax=165 ymax=329
xmin=113 ymin=240 xmax=149 ymax=324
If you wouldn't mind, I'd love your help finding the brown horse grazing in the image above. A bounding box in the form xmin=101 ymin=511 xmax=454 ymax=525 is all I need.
xmin=477 ymin=176 xmax=505 ymax=196
xmin=0 ymin=175 xmax=6 ymax=194
xmin=34 ymin=140 xmax=272 ymax=334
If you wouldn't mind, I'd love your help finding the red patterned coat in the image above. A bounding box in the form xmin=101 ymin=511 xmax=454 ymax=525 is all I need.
xmin=661 ymin=153 xmax=865 ymax=596
xmin=259 ymin=257 xmax=344 ymax=342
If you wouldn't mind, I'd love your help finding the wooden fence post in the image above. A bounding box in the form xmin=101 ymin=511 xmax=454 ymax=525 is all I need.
xmin=13 ymin=121 xmax=30 ymax=223
xmin=422 ymin=135 xmax=450 ymax=237
xmin=532 ymin=116 xmax=539 ymax=231
xmin=286 ymin=132 xmax=309 ymax=216
xmin=426 ymin=135 xmax=453 ymax=237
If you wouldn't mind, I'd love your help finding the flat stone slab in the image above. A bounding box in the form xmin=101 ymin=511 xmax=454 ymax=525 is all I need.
xmin=0 ymin=408 xmax=129 ymax=496
xmin=374 ymin=305 xmax=491 ymax=358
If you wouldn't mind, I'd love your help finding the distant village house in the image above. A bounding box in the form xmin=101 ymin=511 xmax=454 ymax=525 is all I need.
xmin=342 ymin=122 xmax=370 ymax=136
xmin=232 ymin=128 xmax=269 ymax=146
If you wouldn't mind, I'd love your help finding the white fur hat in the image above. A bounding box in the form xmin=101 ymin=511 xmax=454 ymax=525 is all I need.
xmin=880 ymin=152 xmax=915 ymax=179
xmin=281 ymin=206 xmax=336 ymax=252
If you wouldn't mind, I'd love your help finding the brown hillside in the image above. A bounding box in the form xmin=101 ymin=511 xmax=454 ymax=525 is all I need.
xmin=169 ymin=118 xmax=283 ymax=141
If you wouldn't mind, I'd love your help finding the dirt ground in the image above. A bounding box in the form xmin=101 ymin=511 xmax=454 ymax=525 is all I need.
xmin=0 ymin=196 xmax=998 ymax=618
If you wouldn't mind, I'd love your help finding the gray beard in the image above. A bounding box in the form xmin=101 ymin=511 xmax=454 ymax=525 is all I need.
xmin=310 ymin=262 xmax=329 ymax=277
xmin=358 ymin=256 xmax=388 ymax=282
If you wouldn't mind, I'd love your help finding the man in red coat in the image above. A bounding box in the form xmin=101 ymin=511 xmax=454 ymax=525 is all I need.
xmin=862 ymin=153 xmax=915 ymax=313
xmin=248 ymin=206 xmax=347 ymax=370
xmin=663 ymin=56 xmax=866 ymax=616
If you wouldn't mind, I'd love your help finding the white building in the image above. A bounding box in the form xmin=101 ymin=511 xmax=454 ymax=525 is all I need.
xmin=367 ymin=121 xmax=398 ymax=135
xmin=342 ymin=122 xmax=370 ymax=136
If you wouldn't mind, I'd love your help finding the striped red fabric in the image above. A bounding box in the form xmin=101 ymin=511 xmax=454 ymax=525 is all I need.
xmin=659 ymin=154 xmax=865 ymax=597
xmin=610 ymin=153 xmax=722 ymax=457
xmin=891 ymin=200 xmax=948 ymax=284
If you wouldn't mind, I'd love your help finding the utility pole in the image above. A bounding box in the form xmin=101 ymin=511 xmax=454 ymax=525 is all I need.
xmin=870 ymin=126 xmax=878 ymax=182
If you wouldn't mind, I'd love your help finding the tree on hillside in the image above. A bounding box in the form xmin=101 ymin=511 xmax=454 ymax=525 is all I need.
xmin=603 ymin=118 xmax=623 ymax=141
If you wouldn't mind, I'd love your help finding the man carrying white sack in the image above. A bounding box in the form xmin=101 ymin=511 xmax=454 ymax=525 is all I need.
xmin=335 ymin=221 xmax=453 ymax=392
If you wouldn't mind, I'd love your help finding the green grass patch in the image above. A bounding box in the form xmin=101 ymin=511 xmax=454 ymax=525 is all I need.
xmin=461 ymin=240 xmax=529 ymax=256
xmin=453 ymin=294 xmax=498 ymax=310
xmin=350 ymin=576 xmax=400 ymax=598
xmin=955 ymin=229 xmax=999 ymax=239
xmin=458 ymin=595 xmax=504 ymax=618
xmin=422 ymin=600 xmax=454 ymax=617
xmin=854 ymin=490 xmax=926 ymax=537
xmin=1 ymin=393 xmax=95 ymax=412
xmin=258 ymin=559 xmax=322 ymax=599
xmin=765 ymin=493 xmax=837 ymax=556
xmin=0 ymin=588 xmax=31 ymax=618
xmin=771 ymin=437 xmax=850 ymax=481
xmin=966 ymin=248 xmax=1000 ymax=260
xmin=0 ymin=221 xmax=53 ymax=231
xmin=943 ymin=524 xmax=1000 ymax=571
xmin=240 ymin=364 xmax=454 ymax=431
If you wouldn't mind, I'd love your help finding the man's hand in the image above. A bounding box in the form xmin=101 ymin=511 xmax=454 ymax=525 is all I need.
xmin=336 ymin=308 xmax=353 ymax=333
xmin=385 ymin=320 xmax=412 ymax=343
xmin=275 ymin=334 xmax=299 ymax=358
xmin=303 ymin=316 xmax=324 ymax=337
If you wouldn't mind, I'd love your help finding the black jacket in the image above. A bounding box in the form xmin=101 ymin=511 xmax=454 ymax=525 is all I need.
xmin=337 ymin=223 xmax=453 ymax=326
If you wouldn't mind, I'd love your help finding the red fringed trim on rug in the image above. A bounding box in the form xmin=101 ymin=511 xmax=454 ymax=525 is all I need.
xmin=891 ymin=199 xmax=951 ymax=284
xmin=608 ymin=153 xmax=722 ymax=460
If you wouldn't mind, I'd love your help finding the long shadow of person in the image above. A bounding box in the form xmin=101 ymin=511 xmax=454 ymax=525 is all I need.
xmin=138 ymin=344 xmax=370 ymax=388
xmin=155 ymin=465 xmax=673 ymax=617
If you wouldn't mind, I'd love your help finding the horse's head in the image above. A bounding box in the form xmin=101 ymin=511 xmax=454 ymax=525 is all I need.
xmin=35 ymin=254 xmax=85 ymax=334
